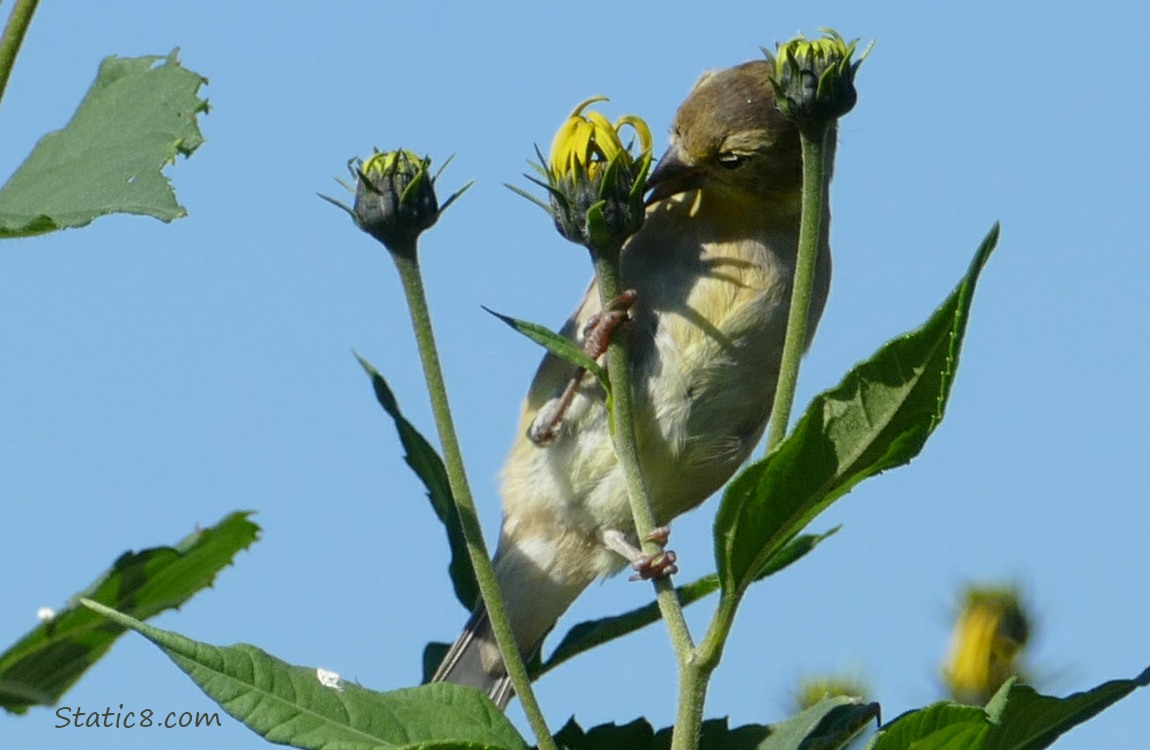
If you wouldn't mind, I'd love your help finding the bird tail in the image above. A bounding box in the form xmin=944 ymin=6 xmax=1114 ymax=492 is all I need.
xmin=430 ymin=603 xmax=515 ymax=710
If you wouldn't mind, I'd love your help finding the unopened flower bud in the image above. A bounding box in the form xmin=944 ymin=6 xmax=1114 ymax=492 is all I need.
xmin=352 ymin=150 xmax=438 ymax=253
xmin=324 ymin=149 xmax=471 ymax=256
xmin=766 ymin=30 xmax=869 ymax=130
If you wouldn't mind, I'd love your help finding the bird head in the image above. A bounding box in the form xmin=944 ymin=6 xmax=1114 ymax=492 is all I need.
xmin=646 ymin=60 xmax=805 ymax=213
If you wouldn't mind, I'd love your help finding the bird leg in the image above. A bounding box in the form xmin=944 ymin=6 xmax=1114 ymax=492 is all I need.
xmin=527 ymin=290 xmax=638 ymax=446
xmin=526 ymin=378 xmax=582 ymax=445
xmin=580 ymin=289 xmax=638 ymax=362
xmin=602 ymin=527 xmax=678 ymax=581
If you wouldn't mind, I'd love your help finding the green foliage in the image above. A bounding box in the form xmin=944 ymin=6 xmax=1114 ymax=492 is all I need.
xmin=0 ymin=50 xmax=207 ymax=238
xmin=0 ymin=512 xmax=258 ymax=714
xmin=714 ymin=225 xmax=999 ymax=598
xmin=483 ymin=306 xmax=610 ymax=392
xmin=551 ymin=698 xmax=879 ymax=750
xmin=82 ymin=601 xmax=530 ymax=750
xmin=868 ymin=669 xmax=1150 ymax=749
xmin=357 ymin=353 xmax=479 ymax=610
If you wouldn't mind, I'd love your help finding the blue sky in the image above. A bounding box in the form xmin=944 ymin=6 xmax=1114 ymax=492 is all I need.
xmin=2 ymin=1 xmax=1147 ymax=748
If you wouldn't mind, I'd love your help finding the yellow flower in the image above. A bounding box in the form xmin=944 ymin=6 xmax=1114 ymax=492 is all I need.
xmin=513 ymin=96 xmax=652 ymax=250
xmin=942 ymin=586 xmax=1030 ymax=705
xmin=548 ymin=97 xmax=652 ymax=182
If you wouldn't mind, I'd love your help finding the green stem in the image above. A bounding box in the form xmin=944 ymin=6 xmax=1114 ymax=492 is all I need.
xmin=670 ymin=576 xmax=746 ymax=750
xmin=0 ymin=0 xmax=38 ymax=114
xmin=389 ymin=246 xmax=556 ymax=750
xmin=764 ymin=122 xmax=832 ymax=453
xmin=686 ymin=121 xmax=838 ymax=744
xmin=695 ymin=581 xmax=741 ymax=673
xmin=590 ymin=245 xmax=699 ymax=748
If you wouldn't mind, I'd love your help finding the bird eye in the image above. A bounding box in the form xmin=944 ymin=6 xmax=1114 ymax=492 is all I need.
xmin=717 ymin=152 xmax=744 ymax=170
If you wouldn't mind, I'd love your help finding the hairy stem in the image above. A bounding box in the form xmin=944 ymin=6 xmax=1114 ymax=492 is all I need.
xmin=389 ymin=246 xmax=556 ymax=750
xmin=693 ymin=120 xmax=838 ymax=727
xmin=589 ymin=245 xmax=699 ymax=750
xmin=0 ymin=0 xmax=39 ymax=113
xmin=765 ymin=122 xmax=832 ymax=452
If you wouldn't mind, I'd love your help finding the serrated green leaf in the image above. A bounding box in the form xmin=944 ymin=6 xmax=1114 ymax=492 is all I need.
xmin=987 ymin=669 xmax=1150 ymax=749
xmin=866 ymin=704 xmax=990 ymax=750
xmin=715 ymin=225 xmax=999 ymax=596
xmin=357 ymin=353 xmax=478 ymax=610
xmin=553 ymin=717 xmax=656 ymax=750
xmin=80 ymin=601 xmax=528 ymax=750
xmin=538 ymin=530 xmax=836 ymax=677
xmin=868 ymin=668 xmax=1150 ymax=750
xmin=0 ymin=50 xmax=207 ymax=238
xmin=483 ymin=307 xmax=610 ymax=393
xmin=0 ymin=511 xmax=258 ymax=713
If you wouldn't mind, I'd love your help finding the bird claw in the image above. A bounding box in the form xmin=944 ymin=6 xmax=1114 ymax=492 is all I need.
xmin=603 ymin=526 xmax=678 ymax=581
xmin=644 ymin=526 xmax=671 ymax=546
xmin=581 ymin=290 xmax=638 ymax=360
xmin=628 ymin=549 xmax=678 ymax=581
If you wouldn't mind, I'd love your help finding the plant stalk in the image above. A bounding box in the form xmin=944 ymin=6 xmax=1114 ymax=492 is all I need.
xmin=0 ymin=0 xmax=38 ymax=114
xmin=590 ymin=245 xmax=699 ymax=748
xmin=765 ymin=122 xmax=832 ymax=453
xmin=389 ymin=246 xmax=556 ymax=750
xmin=686 ymin=121 xmax=838 ymax=745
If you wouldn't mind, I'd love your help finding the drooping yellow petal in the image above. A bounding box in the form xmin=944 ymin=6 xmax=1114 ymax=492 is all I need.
xmin=569 ymin=95 xmax=609 ymax=119
xmin=547 ymin=96 xmax=651 ymax=182
xmin=614 ymin=115 xmax=652 ymax=155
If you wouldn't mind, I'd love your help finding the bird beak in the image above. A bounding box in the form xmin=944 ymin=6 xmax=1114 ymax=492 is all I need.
xmin=645 ymin=145 xmax=704 ymax=206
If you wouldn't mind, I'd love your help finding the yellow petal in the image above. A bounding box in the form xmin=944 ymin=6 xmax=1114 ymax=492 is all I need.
xmin=585 ymin=111 xmax=623 ymax=162
xmin=614 ymin=115 xmax=652 ymax=155
xmin=569 ymin=95 xmax=610 ymax=119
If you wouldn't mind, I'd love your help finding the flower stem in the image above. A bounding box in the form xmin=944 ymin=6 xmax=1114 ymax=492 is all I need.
xmin=589 ymin=244 xmax=698 ymax=747
xmin=388 ymin=246 xmax=556 ymax=750
xmin=0 ymin=0 xmax=39 ymax=114
xmin=765 ymin=122 xmax=832 ymax=453
xmin=681 ymin=121 xmax=838 ymax=750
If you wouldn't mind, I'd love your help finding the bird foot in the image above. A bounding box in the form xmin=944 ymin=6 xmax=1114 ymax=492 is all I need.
xmin=526 ymin=290 xmax=639 ymax=446
xmin=581 ymin=289 xmax=638 ymax=360
xmin=526 ymin=378 xmax=580 ymax=446
xmin=603 ymin=527 xmax=679 ymax=581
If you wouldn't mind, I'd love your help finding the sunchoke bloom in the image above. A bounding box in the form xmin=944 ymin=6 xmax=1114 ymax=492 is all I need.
xmin=942 ymin=586 xmax=1031 ymax=705
xmin=549 ymin=97 xmax=651 ymax=182
xmin=527 ymin=97 xmax=652 ymax=251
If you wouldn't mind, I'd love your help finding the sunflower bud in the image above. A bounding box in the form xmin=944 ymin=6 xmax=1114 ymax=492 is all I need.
xmin=942 ymin=585 xmax=1032 ymax=705
xmin=766 ymin=30 xmax=869 ymax=131
xmin=515 ymin=97 xmax=652 ymax=253
xmin=350 ymin=150 xmax=439 ymax=253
